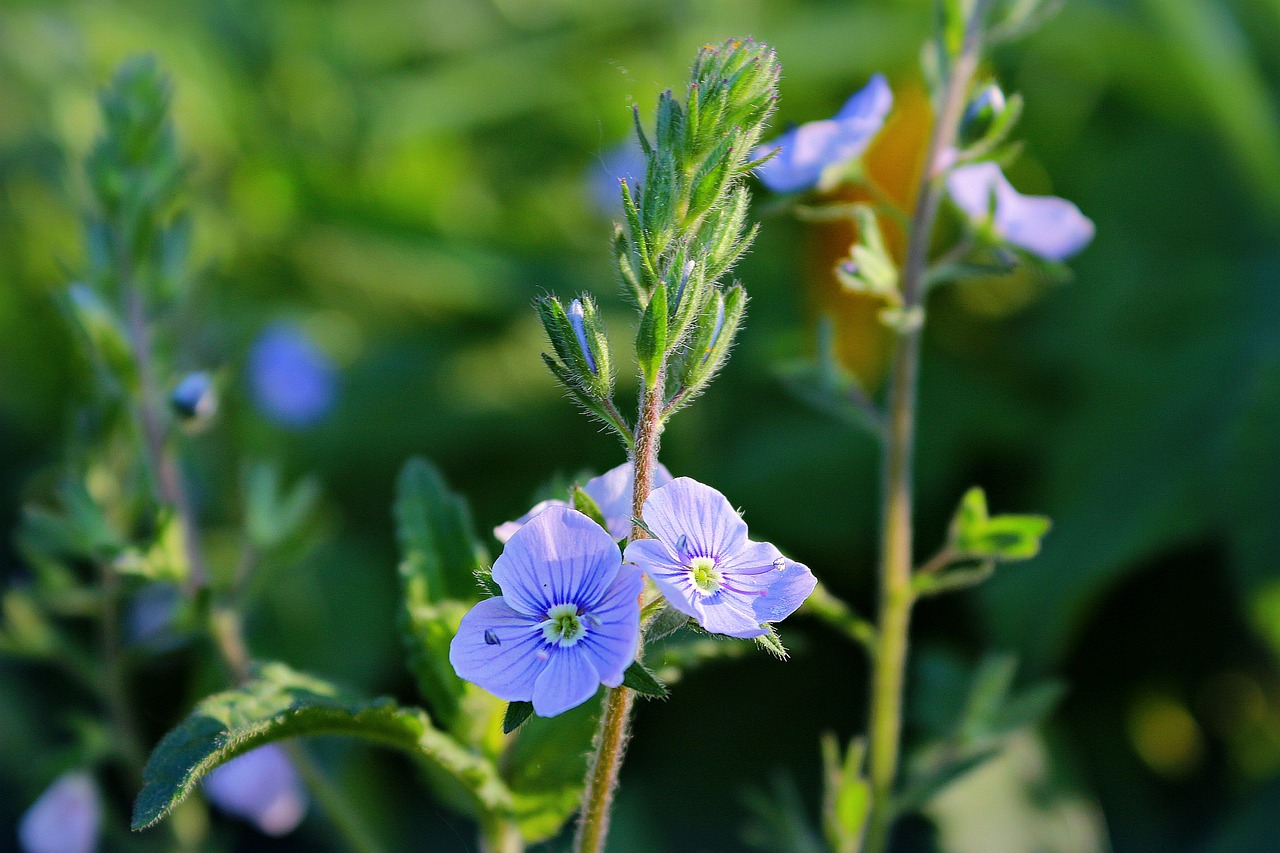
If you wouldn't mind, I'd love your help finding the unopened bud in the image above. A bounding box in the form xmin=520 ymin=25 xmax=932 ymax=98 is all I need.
xmin=170 ymin=371 xmax=217 ymax=423
xmin=959 ymin=83 xmax=1007 ymax=147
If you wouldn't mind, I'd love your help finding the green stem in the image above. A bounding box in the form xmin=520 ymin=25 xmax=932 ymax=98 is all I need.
xmin=574 ymin=364 xmax=664 ymax=853
xmin=862 ymin=6 xmax=988 ymax=852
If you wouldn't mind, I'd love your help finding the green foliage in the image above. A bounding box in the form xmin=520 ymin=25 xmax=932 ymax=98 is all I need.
xmin=244 ymin=463 xmax=321 ymax=554
xmin=132 ymin=662 xmax=510 ymax=831
xmin=820 ymin=734 xmax=871 ymax=853
xmin=621 ymin=661 xmax=669 ymax=699
xmin=394 ymin=457 xmax=488 ymax=731
xmin=950 ymin=487 xmax=1051 ymax=562
xmin=502 ymin=701 xmax=534 ymax=735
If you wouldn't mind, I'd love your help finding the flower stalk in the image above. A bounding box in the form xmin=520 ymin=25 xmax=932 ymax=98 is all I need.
xmin=862 ymin=2 xmax=990 ymax=851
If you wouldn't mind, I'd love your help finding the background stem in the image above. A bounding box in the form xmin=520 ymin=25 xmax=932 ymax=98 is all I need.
xmin=574 ymin=364 xmax=664 ymax=853
xmin=861 ymin=6 xmax=987 ymax=851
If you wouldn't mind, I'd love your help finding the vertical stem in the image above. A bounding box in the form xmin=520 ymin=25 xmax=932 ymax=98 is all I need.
xmin=862 ymin=7 xmax=987 ymax=852
xmin=575 ymin=365 xmax=665 ymax=853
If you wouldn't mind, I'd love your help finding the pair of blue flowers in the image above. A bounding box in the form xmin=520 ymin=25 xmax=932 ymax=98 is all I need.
xmin=753 ymin=74 xmax=1094 ymax=262
xmin=450 ymin=469 xmax=817 ymax=717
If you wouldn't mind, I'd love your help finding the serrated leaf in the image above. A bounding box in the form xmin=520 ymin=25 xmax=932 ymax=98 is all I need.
xmin=132 ymin=662 xmax=510 ymax=831
xmin=503 ymin=701 xmax=534 ymax=734
xmin=621 ymin=660 xmax=669 ymax=698
xmin=501 ymin=699 xmax=599 ymax=842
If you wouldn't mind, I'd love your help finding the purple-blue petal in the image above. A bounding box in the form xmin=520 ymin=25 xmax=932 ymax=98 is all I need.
xmin=624 ymin=538 xmax=700 ymax=619
xmin=946 ymin=162 xmax=1094 ymax=262
xmin=493 ymin=498 xmax=569 ymax=544
xmin=750 ymin=559 xmax=817 ymax=626
xmin=753 ymin=74 xmax=893 ymax=193
xmin=575 ymin=564 xmax=644 ymax=686
xmin=583 ymin=461 xmax=674 ymax=540
xmin=693 ymin=589 xmax=765 ymax=639
xmin=248 ymin=323 xmax=337 ymax=428
xmin=448 ymin=597 xmax=548 ymax=702
xmin=491 ymin=506 xmax=621 ymax=616
xmin=639 ymin=477 xmax=747 ymax=561
xmin=203 ymin=745 xmax=308 ymax=836
xmin=532 ymin=649 xmax=600 ymax=717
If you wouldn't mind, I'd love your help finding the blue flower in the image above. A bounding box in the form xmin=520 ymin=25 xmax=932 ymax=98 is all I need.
xmin=589 ymin=141 xmax=647 ymax=216
xmin=452 ymin=506 xmax=643 ymax=716
xmin=946 ymin=162 xmax=1094 ymax=262
xmin=494 ymin=461 xmax=674 ymax=543
xmin=753 ymin=74 xmax=893 ymax=193
xmin=625 ymin=477 xmax=816 ymax=638
xmin=248 ymin=323 xmax=337 ymax=427
xmin=203 ymin=744 xmax=308 ymax=836
xmin=170 ymin=371 xmax=217 ymax=422
xmin=18 ymin=772 xmax=100 ymax=853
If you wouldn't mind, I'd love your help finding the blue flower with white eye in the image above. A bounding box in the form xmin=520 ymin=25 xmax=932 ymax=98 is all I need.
xmin=248 ymin=323 xmax=337 ymax=428
xmin=452 ymin=506 xmax=643 ymax=717
xmin=625 ymin=478 xmax=816 ymax=639
xmin=753 ymin=74 xmax=893 ymax=193
xmin=203 ymin=744 xmax=308 ymax=836
xmin=494 ymin=461 xmax=674 ymax=543
xmin=18 ymin=772 xmax=100 ymax=853
xmin=946 ymin=161 xmax=1094 ymax=262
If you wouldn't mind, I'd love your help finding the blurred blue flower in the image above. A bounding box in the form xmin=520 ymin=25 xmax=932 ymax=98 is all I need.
xmin=18 ymin=771 xmax=100 ymax=853
xmin=946 ymin=161 xmax=1095 ymax=262
xmin=248 ymin=323 xmax=337 ymax=427
xmin=589 ymin=141 xmax=647 ymax=215
xmin=170 ymin=371 xmax=217 ymax=423
xmin=625 ymin=477 xmax=816 ymax=638
xmin=753 ymin=74 xmax=893 ymax=193
xmin=203 ymin=744 xmax=308 ymax=836
xmin=494 ymin=461 xmax=674 ymax=543
xmin=452 ymin=506 xmax=642 ymax=716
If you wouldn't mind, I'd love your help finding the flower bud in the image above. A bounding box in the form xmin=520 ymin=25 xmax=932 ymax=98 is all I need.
xmin=567 ymin=299 xmax=596 ymax=375
xmin=170 ymin=371 xmax=217 ymax=424
xmin=959 ymin=83 xmax=1007 ymax=148
xmin=19 ymin=772 xmax=101 ymax=853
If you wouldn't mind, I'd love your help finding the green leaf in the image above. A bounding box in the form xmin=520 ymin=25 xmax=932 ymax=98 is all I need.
xmin=571 ymin=486 xmax=608 ymax=532
xmin=394 ymin=458 xmax=489 ymax=729
xmin=894 ymin=747 xmax=1002 ymax=817
xmin=244 ymin=463 xmax=320 ymax=552
xmin=645 ymin=602 xmax=691 ymax=642
xmin=949 ymin=487 xmax=1051 ymax=562
xmin=621 ymin=661 xmax=669 ymax=698
xmin=132 ymin=662 xmax=510 ymax=831
xmin=501 ymin=699 xmax=600 ymax=842
xmin=635 ymin=280 xmax=668 ymax=388
xmin=821 ymin=734 xmax=871 ymax=853
xmin=503 ymin=701 xmax=534 ymax=734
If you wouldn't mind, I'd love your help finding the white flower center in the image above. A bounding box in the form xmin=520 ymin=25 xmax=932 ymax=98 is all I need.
xmin=688 ymin=556 xmax=722 ymax=596
xmin=541 ymin=603 xmax=587 ymax=647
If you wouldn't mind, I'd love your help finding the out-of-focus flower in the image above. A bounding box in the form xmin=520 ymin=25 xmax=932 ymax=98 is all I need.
xmin=248 ymin=323 xmax=337 ymax=427
xmin=18 ymin=772 xmax=101 ymax=853
xmin=589 ymin=141 xmax=646 ymax=216
xmin=753 ymin=74 xmax=893 ymax=193
xmin=203 ymin=744 xmax=308 ymax=836
xmin=494 ymin=461 xmax=674 ymax=543
xmin=625 ymin=477 xmax=816 ymax=638
xmin=946 ymin=162 xmax=1094 ymax=262
xmin=170 ymin=371 xmax=217 ymax=423
xmin=451 ymin=506 xmax=642 ymax=716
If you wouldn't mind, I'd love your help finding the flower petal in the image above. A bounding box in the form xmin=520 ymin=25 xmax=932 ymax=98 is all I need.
xmin=694 ymin=590 xmax=766 ymax=638
xmin=751 ymin=558 xmax=817 ymax=626
xmin=640 ymin=477 xmax=747 ymax=561
xmin=448 ymin=597 xmax=548 ymax=702
xmin=578 ymin=564 xmax=643 ymax=686
xmin=491 ymin=506 xmax=621 ymax=616
xmin=493 ymin=499 xmax=568 ymax=545
xmin=624 ymin=538 xmax=700 ymax=620
xmin=947 ymin=162 xmax=1094 ymax=262
xmin=203 ymin=745 xmax=308 ymax=836
xmin=583 ymin=461 xmax=674 ymax=540
xmin=532 ymin=648 xmax=601 ymax=717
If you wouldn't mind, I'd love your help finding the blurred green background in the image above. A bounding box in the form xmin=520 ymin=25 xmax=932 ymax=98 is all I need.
xmin=2 ymin=0 xmax=1279 ymax=850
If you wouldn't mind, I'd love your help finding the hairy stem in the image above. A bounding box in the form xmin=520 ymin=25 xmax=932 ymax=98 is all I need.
xmin=575 ymin=364 xmax=665 ymax=853
xmin=862 ymin=7 xmax=987 ymax=852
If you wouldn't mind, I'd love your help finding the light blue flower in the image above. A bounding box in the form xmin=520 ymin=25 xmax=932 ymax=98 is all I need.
xmin=18 ymin=772 xmax=100 ymax=853
xmin=203 ymin=744 xmax=308 ymax=836
xmin=170 ymin=371 xmax=217 ymax=422
xmin=248 ymin=323 xmax=337 ymax=427
xmin=753 ymin=74 xmax=893 ymax=193
xmin=494 ymin=461 xmax=674 ymax=543
xmin=946 ymin=161 xmax=1094 ymax=262
xmin=452 ymin=506 xmax=643 ymax=717
xmin=625 ymin=477 xmax=816 ymax=639
xmin=590 ymin=141 xmax=647 ymax=216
